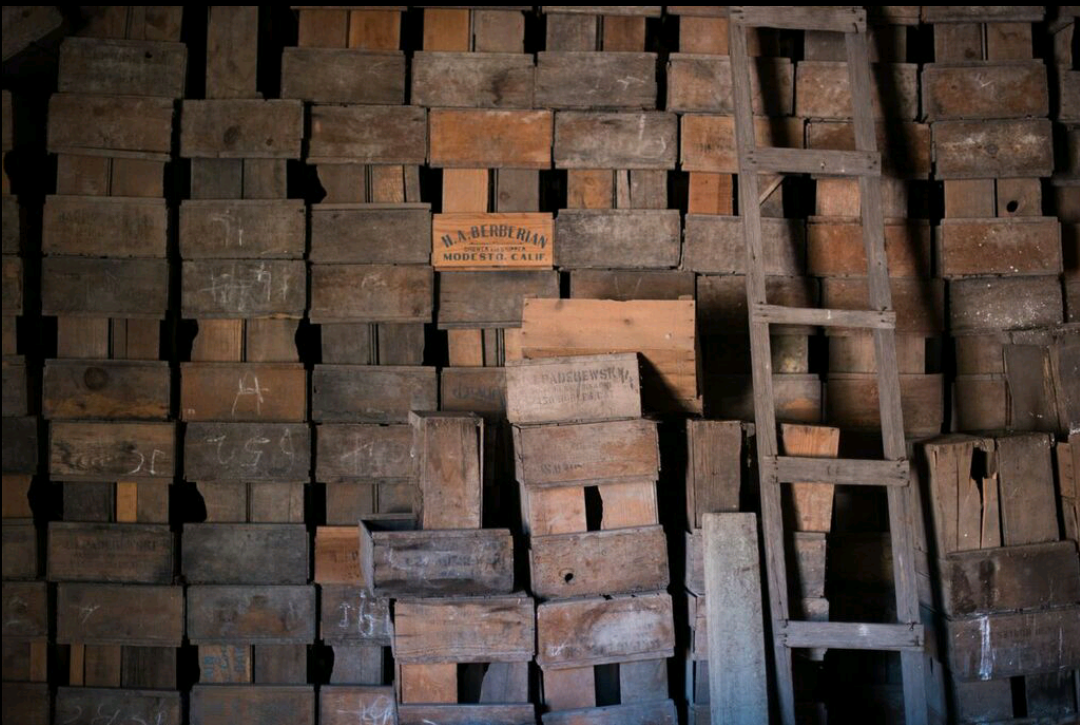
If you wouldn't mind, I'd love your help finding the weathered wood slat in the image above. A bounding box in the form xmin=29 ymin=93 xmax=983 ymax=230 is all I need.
xmin=544 ymin=6 xmax=662 ymax=16
xmin=57 ymin=584 xmax=183 ymax=646
xmin=400 ymin=704 xmax=536 ymax=725
xmin=530 ymin=526 xmax=669 ymax=599
xmin=182 ymin=260 xmax=307 ymax=318
xmin=185 ymin=423 xmax=310 ymax=482
xmin=309 ymin=264 xmax=433 ymax=323
xmin=310 ymin=205 xmax=430 ymax=264
xmin=949 ymin=276 xmax=1063 ymax=332
xmin=362 ymin=526 xmax=514 ymax=596
xmin=50 ymin=421 xmax=175 ymax=481
xmin=430 ymin=109 xmax=552 ymax=168
xmin=746 ymin=147 xmax=880 ymax=176
xmin=312 ymin=366 xmax=438 ymax=423
xmin=42 ymin=258 xmax=168 ymax=317
xmin=781 ymin=621 xmax=923 ymax=650
xmin=438 ymin=270 xmax=560 ymax=328
xmin=506 ymin=353 xmax=641 ymax=425
xmin=766 ymin=456 xmax=909 ymax=486
xmin=668 ymin=55 xmax=793 ymax=115
xmin=59 ymin=38 xmax=187 ymax=98
xmin=44 ymin=361 xmax=170 ymax=420
xmin=392 ymin=595 xmax=534 ymax=663
xmin=939 ymin=217 xmax=1062 ymax=277
xmin=933 ymin=119 xmax=1054 ymax=178
xmin=47 ymin=522 xmax=174 ymax=584
xmin=754 ymin=305 xmax=895 ymax=330
xmin=541 ymin=701 xmax=678 ymax=725
xmin=181 ymin=363 xmax=307 ymax=422
xmin=316 ymin=424 xmax=415 ymax=483
xmin=923 ymin=6 xmax=1045 ymax=22
xmin=180 ymin=200 xmax=306 ymax=259
xmin=555 ymin=210 xmax=679 ymax=269
xmin=554 ymin=112 xmax=677 ymax=169
xmin=309 ymin=105 xmax=426 ymax=163
xmin=187 ymin=587 xmax=316 ymax=644
xmin=181 ymin=100 xmax=304 ymax=159
xmin=796 ymin=61 xmax=919 ymax=120
xmin=413 ymin=52 xmax=535 ymax=108
xmin=320 ymin=687 xmax=398 ymax=725
xmin=182 ymin=524 xmax=309 ymax=584
xmin=56 ymin=688 xmax=181 ymax=725
xmin=514 ymin=419 xmax=659 ymax=488
xmin=536 ymin=52 xmax=656 ymax=109
xmin=923 ymin=61 xmax=1049 ymax=120
xmin=319 ymin=586 xmax=392 ymax=645
xmin=48 ymin=94 xmax=174 ymax=159
xmin=536 ymin=592 xmax=675 ymax=669
xmin=190 ymin=684 xmax=315 ymax=725
xmin=731 ymin=6 xmax=865 ymax=31
xmin=997 ymin=433 xmax=1060 ymax=546
xmin=683 ymin=216 xmax=804 ymax=275
xmin=411 ymin=412 xmax=483 ymax=529
xmin=941 ymin=607 xmax=1080 ymax=681
xmin=281 ymin=49 xmax=405 ymax=104
xmin=44 ymin=196 xmax=167 ymax=257
xmin=569 ymin=270 xmax=694 ymax=300
xmin=680 ymin=115 xmax=804 ymax=174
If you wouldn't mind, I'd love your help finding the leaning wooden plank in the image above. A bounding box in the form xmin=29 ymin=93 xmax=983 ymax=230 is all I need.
xmin=685 ymin=420 xmax=743 ymax=529
xmin=310 ymin=205 xmax=430 ymax=264
xmin=392 ymin=595 xmax=534 ymax=663
xmin=949 ymin=276 xmax=1063 ymax=332
xmin=58 ymin=38 xmax=187 ymax=98
xmin=184 ymin=423 xmax=311 ymax=482
xmin=190 ymin=684 xmax=315 ymax=725
xmin=923 ymin=61 xmax=1049 ymax=120
xmin=43 ymin=196 xmax=167 ymax=257
xmin=996 ymin=433 xmax=1060 ymax=547
xmin=703 ymin=513 xmax=768 ymax=724
xmin=320 ymin=586 xmax=393 ymax=646
xmin=309 ymin=264 xmax=433 ymax=323
xmin=181 ymin=363 xmax=307 ymax=422
xmin=555 ymin=209 xmax=680 ymax=269
xmin=315 ymin=424 xmax=415 ymax=483
xmin=47 ymin=522 xmax=174 ymax=583
xmin=513 ymin=419 xmax=659 ymax=488
xmin=942 ymin=607 xmax=1080 ymax=681
xmin=47 ymin=94 xmax=173 ymax=159
xmin=939 ymin=217 xmax=1062 ymax=278
xmin=438 ymin=270 xmax=560 ymax=328
xmin=535 ymin=52 xmax=656 ymax=109
xmin=182 ymin=524 xmax=309 ymax=584
xmin=400 ymin=704 xmax=536 ymax=725
xmin=939 ymin=541 xmax=1080 ymax=617
xmin=413 ymin=52 xmax=535 ymax=108
xmin=44 ymin=361 xmax=170 ymax=420
xmin=180 ymin=200 xmax=307 ymax=259
xmin=541 ymin=701 xmax=678 ymax=725
xmin=56 ymin=688 xmax=181 ymax=725
xmin=309 ymin=105 xmax=426 ymax=164
xmin=49 ymin=421 xmax=175 ymax=481
xmin=531 ymin=526 xmax=669 ymax=599
xmin=933 ymin=119 xmax=1054 ymax=179
xmin=429 ymin=109 xmax=552 ymax=168
xmin=433 ymin=212 xmax=554 ymax=270
xmin=181 ymin=100 xmax=304 ymax=159
xmin=312 ymin=366 xmax=437 ymax=423
xmin=1 ymin=580 xmax=48 ymax=638
xmin=320 ymin=686 xmax=398 ymax=725
xmin=683 ymin=215 xmax=804 ymax=275
xmin=569 ymin=270 xmax=695 ymax=300
xmin=411 ymin=412 xmax=483 ymax=530
xmin=505 ymin=353 xmax=641 ymax=425
xmin=56 ymin=584 xmax=183 ymax=646
xmin=42 ymin=258 xmax=168 ymax=317
xmin=796 ymin=61 xmax=919 ymax=120
xmin=667 ymin=55 xmax=793 ymax=115
xmin=536 ymin=592 xmax=675 ymax=669
xmin=362 ymin=526 xmax=514 ymax=597
xmin=554 ymin=112 xmax=678 ymax=169
xmin=182 ymin=260 xmax=307 ymax=318
xmin=187 ymin=586 xmax=316 ymax=644
xmin=281 ymin=49 xmax=405 ymax=104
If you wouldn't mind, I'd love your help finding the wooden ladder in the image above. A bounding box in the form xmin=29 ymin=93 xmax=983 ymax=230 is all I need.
xmin=728 ymin=7 xmax=927 ymax=725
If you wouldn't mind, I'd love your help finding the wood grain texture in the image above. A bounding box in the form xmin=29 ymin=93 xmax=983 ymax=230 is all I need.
xmin=541 ymin=701 xmax=678 ymax=725
xmin=569 ymin=269 xmax=694 ymax=300
xmin=555 ymin=112 xmax=677 ymax=169
xmin=821 ymin=277 xmax=945 ymax=333
xmin=932 ymin=119 xmax=1054 ymax=178
xmin=47 ymin=522 xmax=174 ymax=584
xmin=309 ymin=105 xmax=426 ymax=163
xmin=536 ymin=52 xmax=656 ymax=109
xmin=530 ymin=526 xmax=669 ymax=598
xmin=667 ymin=55 xmax=793 ymax=115
xmin=997 ymin=433 xmax=1060 ymax=546
xmin=1 ymin=581 xmax=48 ymax=638
xmin=362 ymin=527 xmax=514 ymax=597
xmin=182 ymin=524 xmax=309 ymax=584
xmin=50 ymin=421 xmax=175 ymax=481
xmin=433 ymin=212 xmax=553 ymax=269
xmin=181 ymin=363 xmax=307 ymax=422
xmin=685 ymin=420 xmax=743 ymax=529
xmin=185 ymin=423 xmax=310 ymax=482
xmin=187 ymin=587 xmax=316 ymax=644
xmin=438 ymin=270 xmax=559 ymax=328
xmin=441 ymin=367 xmax=508 ymax=418
xmin=310 ymin=264 xmax=432 ymax=323
xmin=42 ymin=258 xmax=168 ymax=317
xmin=48 ymin=93 xmax=174 ymax=158
xmin=536 ymin=592 xmax=675 ymax=669
xmin=57 ymin=583 xmax=183 ymax=646
xmin=180 ymin=200 xmax=306 ymax=259
xmin=392 ymin=595 xmax=534 ymax=663
xmin=44 ymin=360 xmax=170 ymax=420
xmin=941 ymin=607 xmax=1080 ymax=682
xmin=182 ymin=260 xmax=306 ymax=318
xmin=2 ymin=520 xmax=38 ymax=580
xmin=939 ymin=541 xmax=1080 ymax=617
xmin=44 ymin=196 xmax=167 ymax=257
xmin=190 ymin=684 xmax=315 ymax=725
xmin=58 ymin=37 xmax=186 ymax=98
xmin=514 ymin=419 xmax=658 ymax=488
xmin=310 ymin=204 xmax=430 ymax=264
xmin=825 ymin=373 xmax=943 ymax=437
xmin=807 ymin=218 xmax=931 ymax=277
xmin=430 ymin=109 xmax=552 ymax=168
xmin=806 ymin=120 xmax=931 ymax=178
xmin=312 ymin=365 xmax=437 ymax=423
xmin=555 ymin=210 xmax=679 ymax=269
xmin=414 ymin=52 xmax=535 ymax=108
xmin=282 ymin=49 xmax=405 ymax=103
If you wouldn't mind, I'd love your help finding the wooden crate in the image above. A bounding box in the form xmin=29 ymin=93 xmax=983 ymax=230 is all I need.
xmin=187 ymin=585 xmax=316 ymax=644
xmin=316 ymin=423 xmax=415 ymax=483
xmin=506 ymin=353 xmax=641 ymax=426
xmin=56 ymin=688 xmax=181 ymax=725
xmin=923 ymin=61 xmax=1048 ymax=120
xmin=439 ymin=270 xmax=559 ymax=329
xmin=310 ymin=204 xmax=430 ymax=264
xmin=185 ymin=422 xmax=310 ymax=483
xmin=685 ymin=420 xmax=745 ymax=529
xmin=190 ymin=685 xmax=315 ymax=725
xmin=932 ymin=119 xmax=1054 ymax=179
xmin=48 ymin=93 xmax=173 ymax=159
xmin=413 ymin=52 xmax=534 ymax=108
xmin=796 ymin=61 xmax=919 ymax=120
xmin=554 ymin=209 xmax=679 ymax=270
xmin=530 ymin=526 xmax=669 ymax=598
xmin=554 ymin=112 xmax=677 ymax=170
xmin=513 ymin=418 xmax=658 ymax=489
xmin=312 ymin=366 xmax=437 ymax=423
xmin=568 ymin=270 xmax=694 ymax=299
xmin=411 ymin=412 xmax=483 ymax=529
xmin=2 ymin=416 xmax=38 ymax=475
xmin=320 ymin=686 xmax=398 ymax=725
xmin=47 ymin=522 xmax=174 ymax=583
xmin=536 ymin=592 xmax=674 ymax=669
xmin=826 ymin=373 xmax=944 ymax=437
xmin=43 ymin=360 xmax=170 ymax=420
xmin=807 ymin=218 xmax=931 ymax=277
xmin=949 ymin=276 xmax=1063 ymax=332
xmin=704 ymin=373 xmax=822 ymax=424
xmin=180 ymin=363 xmax=307 ymax=422
xmin=42 ymin=258 xmax=168 ymax=319
xmin=683 ymin=215 xmax=805 ymax=275
xmin=667 ymin=55 xmax=793 ymax=115
xmin=282 ymin=49 xmax=405 ymax=104
xmin=807 ymin=119 xmax=931 ymax=178
xmin=182 ymin=524 xmax=309 ymax=584
xmin=2 ymin=519 xmax=38 ymax=580
xmin=536 ymin=52 xmax=657 ymax=109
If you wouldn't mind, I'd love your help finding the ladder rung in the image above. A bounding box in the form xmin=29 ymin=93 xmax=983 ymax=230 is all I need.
xmin=764 ymin=456 xmax=910 ymax=486
xmin=730 ymin=6 xmax=867 ymax=33
xmin=754 ymin=304 xmax=895 ymax=329
xmin=744 ymin=148 xmax=880 ymax=177
xmin=781 ymin=621 xmax=924 ymax=651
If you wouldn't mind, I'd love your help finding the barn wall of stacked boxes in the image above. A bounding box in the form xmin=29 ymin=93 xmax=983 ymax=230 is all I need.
xmin=1 ymin=5 xmax=1078 ymax=725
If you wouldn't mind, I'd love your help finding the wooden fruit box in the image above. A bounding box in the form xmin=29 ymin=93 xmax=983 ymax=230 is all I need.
xmin=932 ymin=119 xmax=1054 ymax=179
xmin=309 ymin=264 xmax=433 ymax=324
xmin=312 ymin=366 xmax=437 ymax=424
xmin=796 ymin=61 xmax=919 ymax=120
xmin=807 ymin=119 xmax=931 ymax=178
xmin=667 ymin=55 xmax=793 ymax=115
xmin=530 ymin=526 xmax=669 ymax=598
xmin=187 ymin=586 xmax=316 ymax=645
xmin=536 ymin=52 xmax=656 ymax=109
xmin=684 ymin=215 xmax=804 ymax=275
xmin=185 ymin=422 xmax=310 ymax=483
xmin=42 ymin=258 xmax=168 ymax=319
xmin=414 ymin=52 xmax=535 ymax=108
xmin=282 ymin=49 xmax=406 ymax=104
xmin=703 ymin=373 xmax=822 ymax=424
xmin=949 ymin=276 xmax=1063 ymax=333
xmin=439 ymin=270 xmax=559 ymax=329
xmin=47 ymin=522 xmax=174 ymax=584
xmin=43 ymin=360 xmax=169 ymax=420
xmin=568 ymin=270 xmax=694 ymax=299
xmin=48 ymin=93 xmax=173 ymax=160
xmin=411 ymin=411 xmax=483 ymax=530
xmin=56 ymin=688 xmax=181 ymax=725
xmin=554 ymin=111 xmax=677 ymax=170
xmin=1 ymin=417 xmax=37 ymax=475
xmin=554 ymin=209 xmax=678 ymax=270
xmin=44 ymin=195 xmax=167 ymax=257
xmin=2 ymin=519 xmax=38 ymax=580
xmin=181 ymin=363 xmax=307 ymax=422
xmin=513 ymin=418 xmax=659 ymax=489
xmin=190 ymin=685 xmax=315 ymax=725
xmin=310 ymin=204 xmax=430 ymax=264
xmin=506 ymin=353 xmax=641 ymax=426
xmin=541 ymin=700 xmax=678 ymax=725
xmin=182 ymin=524 xmax=309 ymax=585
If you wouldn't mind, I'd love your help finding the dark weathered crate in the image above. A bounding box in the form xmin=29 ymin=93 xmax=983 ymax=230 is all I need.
xmin=555 ymin=209 xmax=680 ymax=269
xmin=58 ymin=37 xmax=187 ymax=98
xmin=554 ymin=112 xmax=677 ymax=169
xmin=309 ymin=264 xmax=432 ymax=323
xmin=180 ymin=200 xmax=306 ymax=259
xmin=48 ymin=93 xmax=173 ymax=159
xmin=536 ymin=592 xmax=674 ymax=669
xmin=438 ymin=270 xmax=560 ymax=328
xmin=312 ymin=366 xmax=438 ymax=423
xmin=182 ymin=524 xmax=309 ymax=584
xmin=181 ymin=363 xmax=307 ymax=422
xmin=392 ymin=595 xmax=534 ymax=663
xmin=47 ymin=522 xmax=174 ymax=583
xmin=530 ymin=526 xmax=669 ymax=599
xmin=309 ymin=105 xmax=426 ymax=164
xmin=536 ymin=52 xmax=656 ymax=110
xmin=57 ymin=583 xmax=184 ymax=646
xmin=42 ymin=258 xmax=169 ymax=317
xmin=50 ymin=421 xmax=176 ymax=481
xmin=414 ymin=52 xmax=535 ymax=108
xmin=281 ymin=49 xmax=406 ymax=104
xmin=185 ymin=423 xmax=310 ymax=482
xmin=44 ymin=360 xmax=170 ymax=420
xmin=309 ymin=204 xmax=430 ymax=264
xmin=44 ymin=196 xmax=168 ymax=257
xmin=667 ymin=55 xmax=793 ymax=115
xmin=181 ymin=100 xmax=304 ymax=159
xmin=190 ymin=684 xmax=315 ymax=725
xmin=429 ymin=109 xmax=552 ymax=168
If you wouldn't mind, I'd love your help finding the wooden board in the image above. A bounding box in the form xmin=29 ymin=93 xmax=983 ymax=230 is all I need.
xmin=554 ymin=112 xmax=677 ymax=170
xmin=933 ymin=119 xmax=1054 ymax=178
xmin=826 ymin=373 xmax=943 ymax=437
xmin=513 ymin=419 xmax=658 ymax=488
xmin=807 ymin=218 xmax=931 ymax=277
xmin=939 ymin=217 xmax=1062 ymax=277
xmin=362 ymin=526 xmax=514 ymax=597
xmin=806 ymin=120 xmax=931 ymax=178
xmin=281 ymin=49 xmax=405 ymax=104
xmin=535 ymin=52 xmax=656 ymax=109
xmin=569 ymin=270 xmax=694 ymax=300
xmin=43 ymin=360 xmax=170 ymax=420
xmin=0 ymin=257 xmax=21 ymax=315
xmin=1 ymin=416 xmax=37 ymax=476
xmin=530 ymin=526 xmax=669 ymax=598
xmin=441 ymin=367 xmax=508 ymax=418
xmin=2 ymin=520 xmax=37 ymax=580
xmin=667 ymin=55 xmax=794 ymax=115
xmin=923 ymin=6 xmax=1045 ymax=22
xmin=400 ymin=704 xmax=536 ymax=725
xmin=1 ymin=581 xmax=48 ymax=638
xmin=685 ymin=420 xmax=743 ymax=529
xmin=554 ymin=210 xmax=679 ymax=269
xmin=312 ymin=366 xmax=437 ymax=423
xmin=939 ymin=541 xmax=1080 ymax=617
xmin=309 ymin=105 xmax=426 ymax=164
xmin=320 ymin=686 xmax=398 ymax=725
xmin=949 ymin=276 xmax=1063 ymax=332
xmin=182 ymin=524 xmax=309 ymax=584
xmin=536 ymin=592 xmax=675 ymax=669
xmin=182 ymin=260 xmax=307 ymax=318
xmin=47 ymin=522 xmax=174 ymax=583
xmin=413 ymin=52 xmax=535 ymax=108
xmin=181 ymin=363 xmax=306 ymax=422
xmin=505 ymin=353 xmax=641 ymax=425
xmin=681 ymin=115 xmax=804 ymax=174
xmin=187 ymin=587 xmax=316 ymax=644
xmin=411 ymin=412 xmax=483 ymax=529
xmin=821 ymin=277 xmax=945 ymax=333
xmin=309 ymin=264 xmax=432 ymax=323
xmin=50 ymin=421 xmax=175 ymax=481
xmin=541 ymin=701 xmax=678 ymax=725
xmin=181 ymin=100 xmax=304 ymax=159
xmin=997 ymin=433 xmax=1060 ymax=546
xmin=42 ymin=257 xmax=168 ymax=317
xmin=190 ymin=685 xmax=315 ymax=725
xmin=429 ymin=109 xmax=552 ymax=168
xmin=320 ymin=586 xmax=393 ymax=645
xmin=433 ymin=213 xmax=553 ymax=269
xmin=310 ymin=205 xmax=430 ymax=264
xmin=57 ymin=583 xmax=183 ymax=646
xmin=180 ymin=200 xmax=307 ymax=259
xmin=683 ymin=215 xmax=804 ymax=275
xmin=58 ymin=37 xmax=186 ymax=98
xmin=392 ymin=595 xmax=534 ymax=663
xmin=438 ymin=270 xmax=560 ymax=328
xmin=185 ymin=423 xmax=311 ymax=482
xmin=941 ymin=607 xmax=1080 ymax=682
xmin=44 ymin=196 xmax=167 ymax=257
xmin=796 ymin=61 xmax=919 ymax=120
xmin=56 ymin=688 xmax=181 ymax=725
xmin=316 ymin=424 xmax=415 ymax=483
xmin=48 ymin=93 xmax=174 ymax=159
xmin=923 ymin=61 xmax=1049 ymax=120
